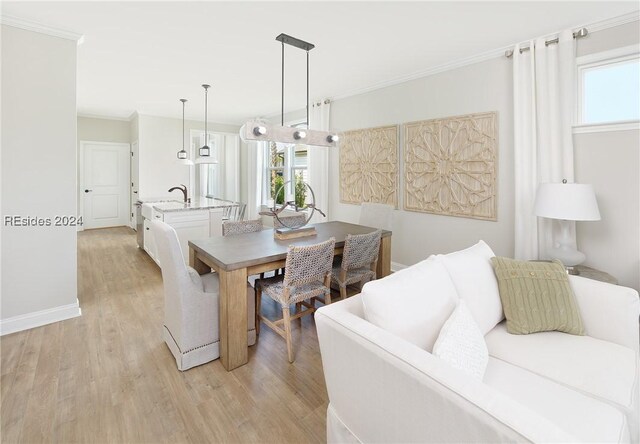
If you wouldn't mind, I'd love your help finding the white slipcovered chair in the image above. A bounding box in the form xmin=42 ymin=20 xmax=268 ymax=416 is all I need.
xmin=359 ymin=202 xmax=393 ymax=231
xmin=152 ymin=220 xmax=256 ymax=371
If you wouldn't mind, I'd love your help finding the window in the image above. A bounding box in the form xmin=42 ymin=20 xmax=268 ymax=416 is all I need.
xmin=190 ymin=131 xmax=240 ymax=201
xmin=263 ymin=123 xmax=309 ymax=208
xmin=576 ymin=46 xmax=640 ymax=130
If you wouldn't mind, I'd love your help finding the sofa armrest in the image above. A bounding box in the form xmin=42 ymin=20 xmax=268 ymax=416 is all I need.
xmin=315 ymin=296 xmax=577 ymax=443
xmin=570 ymin=275 xmax=640 ymax=352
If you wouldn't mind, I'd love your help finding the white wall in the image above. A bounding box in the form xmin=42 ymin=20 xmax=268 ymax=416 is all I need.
xmin=574 ymin=21 xmax=640 ymax=290
xmin=1 ymin=25 xmax=80 ymax=327
xmin=329 ymin=57 xmax=515 ymax=266
xmin=325 ymin=21 xmax=639 ymax=290
xmin=78 ymin=116 xmax=131 ymax=143
xmin=136 ymin=114 xmax=240 ymax=200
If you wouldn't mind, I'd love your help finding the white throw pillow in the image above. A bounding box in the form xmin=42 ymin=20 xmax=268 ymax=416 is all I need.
xmin=433 ymin=300 xmax=489 ymax=381
xmin=362 ymin=257 xmax=458 ymax=352
xmin=438 ymin=240 xmax=503 ymax=335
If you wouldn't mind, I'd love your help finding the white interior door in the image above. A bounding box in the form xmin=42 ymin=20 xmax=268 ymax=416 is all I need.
xmin=81 ymin=141 xmax=130 ymax=229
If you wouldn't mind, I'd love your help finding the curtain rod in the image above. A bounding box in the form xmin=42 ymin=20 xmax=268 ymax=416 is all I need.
xmin=505 ymin=28 xmax=588 ymax=58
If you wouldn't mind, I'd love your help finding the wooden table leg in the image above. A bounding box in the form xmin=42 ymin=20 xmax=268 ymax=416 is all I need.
xmin=377 ymin=236 xmax=391 ymax=278
xmin=219 ymin=267 xmax=248 ymax=371
xmin=189 ymin=248 xmax=211 ymax=275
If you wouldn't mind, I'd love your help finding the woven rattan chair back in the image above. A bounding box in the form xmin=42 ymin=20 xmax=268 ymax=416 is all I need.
xmin=341 ymin=230 xmax=382 ymax=271
xmin=222 ymin=219 xmax=263 ymax=236
xmin=273 ymin=214 xmax=307 ymax=229
xmin=283 ymin=238 xmax=335 ymax=287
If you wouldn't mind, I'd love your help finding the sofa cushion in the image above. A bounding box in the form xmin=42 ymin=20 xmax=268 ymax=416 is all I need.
xmin=361 ymin=257 xmax=457 ymax=352
xmin=491 ymin=257 xmax=584 ymax=335
xmin=433 ymin=300 xmax=488 ymax=380
xmin=484 ymin=357 xmax=629 ymax=443
xmin=438 ymin=240 xmax=503 ymax=335
xmin=485 ymin=322 xmax=639 ymax=412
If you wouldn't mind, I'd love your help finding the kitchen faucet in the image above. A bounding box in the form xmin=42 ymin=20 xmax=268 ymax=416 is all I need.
xmin=168 ymin=184 xmax=190 ymax=203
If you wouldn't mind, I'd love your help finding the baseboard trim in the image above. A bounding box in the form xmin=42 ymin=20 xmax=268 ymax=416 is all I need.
xmin=391 ymin=261 xmax=407 ymax=272
xmin=0 ymin=299 xmax=82 ymax=336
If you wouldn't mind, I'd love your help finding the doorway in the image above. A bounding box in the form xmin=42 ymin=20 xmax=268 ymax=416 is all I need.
xmin=80 ymin=141 xmax=131 ymax=229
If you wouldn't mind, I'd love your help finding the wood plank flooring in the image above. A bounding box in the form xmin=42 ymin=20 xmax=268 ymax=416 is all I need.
xmin=1 ymin=227 xmax=330 ymax=443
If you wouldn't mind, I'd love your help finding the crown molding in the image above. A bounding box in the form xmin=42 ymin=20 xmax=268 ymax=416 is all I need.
xmin=77 ymin=112 xmax=132 ymax=122
xmin=586 ymin=10 xmax=639 ymax=33
xmin=331 ymin=45 xmax=509 ymax=103
xmin=0 ymin=15 xmax=84 ymax=44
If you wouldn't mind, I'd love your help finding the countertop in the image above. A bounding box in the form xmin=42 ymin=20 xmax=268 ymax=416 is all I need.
xmin=152 ymin=197 xmax=238 ymax=213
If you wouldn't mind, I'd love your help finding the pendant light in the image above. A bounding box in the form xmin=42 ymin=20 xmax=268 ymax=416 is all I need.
xmin=177 ymin=99 xmax=194 ymax=165
xmin=196 ymin=84 xmax=218 ymax=164
xmin=239 ymin=33 xmax=339 ymax=147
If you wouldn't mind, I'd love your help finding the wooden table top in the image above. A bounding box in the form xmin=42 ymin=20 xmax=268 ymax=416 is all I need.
xmin=189 ymin=221 xmax=391 ymax=272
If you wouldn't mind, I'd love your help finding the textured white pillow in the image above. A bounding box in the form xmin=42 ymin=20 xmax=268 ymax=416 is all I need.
xmin=362 ymin=257 xmax=458 ymax=352
xmin=433 ymin=300 xmax=489 ymax=381
xmin=438 ymin=240 xmax=503 ymax=335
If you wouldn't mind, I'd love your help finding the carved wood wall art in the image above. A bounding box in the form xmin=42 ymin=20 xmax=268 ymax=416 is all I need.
xmin=404 ymin=112 xmax=497 ymax=220
xmin=339 ymin=125 xmax=398 ymax=207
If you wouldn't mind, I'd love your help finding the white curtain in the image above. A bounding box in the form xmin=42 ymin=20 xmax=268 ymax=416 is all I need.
xmin=308 ymin=100 xmax=331 ymax=223
xmin=513 ymin=30 xmax=576 ymax=260
xmin=246 ymin=141 xmax=264 ymax=220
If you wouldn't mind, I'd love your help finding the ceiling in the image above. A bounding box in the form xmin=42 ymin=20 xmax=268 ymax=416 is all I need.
xmin=2 ymin=1 xmax=638 ymax=124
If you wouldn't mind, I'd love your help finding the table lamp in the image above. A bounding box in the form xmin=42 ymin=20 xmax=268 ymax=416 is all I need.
xmin=533 ymin=180 xmax=601 ymax=273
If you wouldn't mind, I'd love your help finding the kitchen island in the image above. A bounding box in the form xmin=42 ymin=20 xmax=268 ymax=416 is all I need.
xmin=140 ymin=197 xmax=238 ymax=265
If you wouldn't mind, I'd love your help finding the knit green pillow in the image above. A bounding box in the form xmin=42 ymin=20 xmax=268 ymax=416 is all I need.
xmin=490 ymin=257 xmax=584 ymax=335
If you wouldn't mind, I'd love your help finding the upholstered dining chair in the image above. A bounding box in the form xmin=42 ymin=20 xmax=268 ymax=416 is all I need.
xmin=254 ymin=238 xmax=336 ymax=363
xmin=152 ymin=220 xmax=256 ymax=371
xmin=359 ymin=202 xmax=393 ymax=231
xmin=332 ymin=230 xmax=382 ymax=300
xmin=273 ymin=214 xmax=307 ymax=229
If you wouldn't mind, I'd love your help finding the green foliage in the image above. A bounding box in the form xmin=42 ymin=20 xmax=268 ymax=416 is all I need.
xmin=272 ymin=174 xmax=285 ymax=205
xmin=295 ymin=173 xmax=307 ymax=209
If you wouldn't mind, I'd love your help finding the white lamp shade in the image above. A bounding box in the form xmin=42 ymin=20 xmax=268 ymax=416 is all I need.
xmin=534 ymin=182 xmax=601 ymax=221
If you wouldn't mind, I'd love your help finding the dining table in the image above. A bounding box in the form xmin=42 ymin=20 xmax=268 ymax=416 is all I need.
xmin=188 ymin=220 xmax=392 ymax=371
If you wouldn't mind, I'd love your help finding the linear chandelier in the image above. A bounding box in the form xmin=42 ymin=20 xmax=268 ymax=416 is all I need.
xmin=240 ymin=33 xmax=339 ymax=147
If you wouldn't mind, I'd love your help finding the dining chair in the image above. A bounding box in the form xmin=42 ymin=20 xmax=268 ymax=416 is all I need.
xmin=152 ymin=220 xmax=256 ymax=371
xmin=359 ymin=202 xmax=393 ymax=231
xmin=273 ymin=213 xmax=307 ymax=229
xmin=222 ymin=219 xmax=263 ymax=236
xmin=254 ymin=237 xmax=336 ymax=363
xmin=332 ymin=230 xmax=382 ymax=300
xmin=222 ymin=219 xmax=266 ymax=282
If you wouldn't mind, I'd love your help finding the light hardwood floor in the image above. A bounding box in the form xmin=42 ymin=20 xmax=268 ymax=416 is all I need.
xmin=1 ymin=227 xmax=331 ymax=443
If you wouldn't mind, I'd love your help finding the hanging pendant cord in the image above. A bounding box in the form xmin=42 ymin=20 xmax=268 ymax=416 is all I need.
xmin=306 ymin=50 xmax=310 ymax=129
xmin=281 ymin=41 xmax=285 ymax=126
xmin=182 ymin=101 xmax=185 ymax=149
xmin=204 ymin=87 xmax=208 ymax=146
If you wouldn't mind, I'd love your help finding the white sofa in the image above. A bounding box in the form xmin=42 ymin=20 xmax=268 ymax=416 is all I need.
xmin=316 ymin=247 xmax=640 ymax=443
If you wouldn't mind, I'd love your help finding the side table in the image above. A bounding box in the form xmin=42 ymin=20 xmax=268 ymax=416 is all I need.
xmin=572 ymin=265 xmax=618 ymax=285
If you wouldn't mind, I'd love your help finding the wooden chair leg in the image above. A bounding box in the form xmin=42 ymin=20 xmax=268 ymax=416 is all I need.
xmin=255 ymin=287 xmax=262 ymax=335
xmin=339 ymin=285 xmax=347 ymax=300
xmin=282 ymin=306 xmax=294 ymax=363
xmin=325 ymin=291 xmax=332 ymax=305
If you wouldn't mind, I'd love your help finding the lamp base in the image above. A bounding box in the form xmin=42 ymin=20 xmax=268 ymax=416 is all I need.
xmin=548 ymin=246 xmax=586 ymax=267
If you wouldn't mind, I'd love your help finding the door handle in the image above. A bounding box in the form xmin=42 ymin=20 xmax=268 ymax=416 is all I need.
xmin=84 ymin=189 xmax=93 ymax=193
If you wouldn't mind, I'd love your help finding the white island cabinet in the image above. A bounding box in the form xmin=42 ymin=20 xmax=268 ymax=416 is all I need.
xmin=141 ymin=199 xmax=234 ymax=266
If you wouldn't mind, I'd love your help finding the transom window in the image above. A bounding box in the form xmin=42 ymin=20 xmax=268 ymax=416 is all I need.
xmin=576 ymin=46 xmax=640 ymax=128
